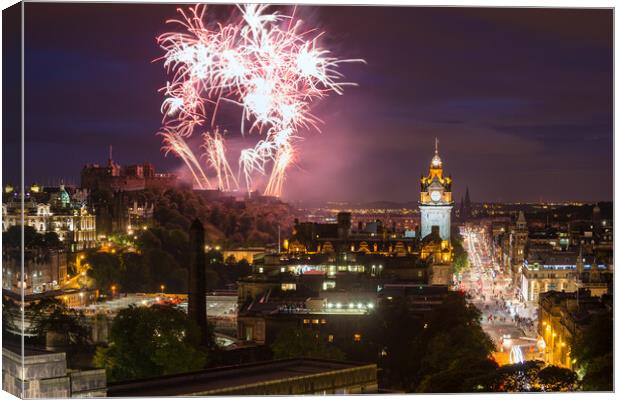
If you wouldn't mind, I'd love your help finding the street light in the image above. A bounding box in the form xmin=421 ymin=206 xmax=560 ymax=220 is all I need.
xmin=160 ymin=284 xmax=165 ymax=294
xmin=111 ymin=285 xmax=117 ymax=296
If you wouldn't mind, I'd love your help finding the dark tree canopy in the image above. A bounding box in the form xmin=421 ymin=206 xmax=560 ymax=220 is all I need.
xmin=571 ymin=310 xmax=613 ymax=391
xmin=94 ymin=305 xmax=211 ymax=382
xmin=26 ymin=298 xmax=90 ymax=347
xmin=362 ymin=292 xmax=496 ymax=393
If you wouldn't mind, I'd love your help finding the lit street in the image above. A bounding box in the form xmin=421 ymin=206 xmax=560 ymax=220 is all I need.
xmin=458 ymin=224 xmax=542 ymax=365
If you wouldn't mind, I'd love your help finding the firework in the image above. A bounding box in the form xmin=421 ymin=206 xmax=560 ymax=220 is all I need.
xmin=201 ymin=129 xmax=238 ymax=191
xmin=157 ymin=4 xmax=363 ymax=196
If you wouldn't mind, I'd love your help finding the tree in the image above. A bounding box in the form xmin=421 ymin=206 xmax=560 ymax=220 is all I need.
xmin=41 ymin=231 xmax=62 ymax=247
xmin=571 ymin=310 xmax=613 ymax=391
xmin=451 ymin=233 xmax=469 ymax=275
xmin=119 ymin=252 xmax=149 ymax=292
xmin=86 ymin=252 xmax=122 ymax=293
xmin=477 ymin=361 xmax=578 ymax=392
xmin=2 ymin=297 xmax=20 ymax=336
xmin=143 ymin=248 xmax=187 ymax=293
xmin=3 ymin=226 xmax=62 ymax=251
xmin=27 ymin=298 xmax=90 ymax=346
xmin=94 ymin=305 xmax=209 ymax=382
xmin=538 ymin=365 xmax=578 ymax=392
xmin=205 ymin=268 xmax=220 ymax=292
xmin=414 ymin=293 xmax=496 ymax=392
xmin=366 ymin=292 xmax=496 ymax=392
xmin=271 ymin=328 xmax=345 ymax=361
xmin=366 ymin=295 xmax=423 ymax=388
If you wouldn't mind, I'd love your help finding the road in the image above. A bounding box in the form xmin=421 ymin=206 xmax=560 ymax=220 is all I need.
xmin=458 ymin=224 xmax=543 ymax=365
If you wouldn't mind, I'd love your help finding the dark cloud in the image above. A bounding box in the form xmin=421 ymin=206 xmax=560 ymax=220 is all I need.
xmin=18 ymin=4 xmax=612 ymax=202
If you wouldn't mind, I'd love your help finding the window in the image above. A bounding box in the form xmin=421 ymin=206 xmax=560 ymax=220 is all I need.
xmin=303 ymin=319 xmax=310 ymax=324
xmin=320 ymin=319 xmax=327 ymax=324
xmin=353 ymin=333 xmax=362 ymax=342
xmin=312 ymin=319 xmax=319 ymax=324
xmin=328 ymin=334 xmax=334 ymax=343
xmin=245 ymin=326 xmax=253 ymax=341
xmin=281 ymin=283 xmax=296 ymax=291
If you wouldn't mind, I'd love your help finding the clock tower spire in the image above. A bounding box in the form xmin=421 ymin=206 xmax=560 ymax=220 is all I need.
xmin=419 ymin=138 xmax=453 ymax=241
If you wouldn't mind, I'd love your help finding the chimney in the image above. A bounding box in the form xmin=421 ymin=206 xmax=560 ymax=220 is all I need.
xmin=189 ymin=219 xmax=208 ymax=345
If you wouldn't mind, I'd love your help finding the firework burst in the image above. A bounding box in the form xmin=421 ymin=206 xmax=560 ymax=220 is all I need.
xmin=157 ymin=4 xmax=364 ymax=196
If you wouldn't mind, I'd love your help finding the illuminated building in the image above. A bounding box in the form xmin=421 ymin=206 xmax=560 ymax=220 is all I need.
xmin=417 ymin=139 xmax=454 ymax=284
xmin=222 ymin=247 xmax=267 ymax=264
xmin=538 ymin=289 xmax=611 ymax=369
xmin=567 ymin=204 xmax=613 ymax=252
xmin=80 ymin=147 xmax=178 ymax=192
xmin=2 ymin=248 xmax=68 ymax=294
xmin=2 ymin=184 xmax=97 ymax=251
xmin=419 ymin=226 xmax=453 ymax=285
xmin=520 ymin=250 xmax=610 ymax=302
xmin=510 ymin=211 xmax=528 ymax=284
xmin=419 ymin=138 xmax=453 ymax=241
xmin=286 ymin=212 xmax=418 ymax=259
xmin=236 ymin=274 xmax=449 ymax=354
xmin=127 ymin=200 xmax=154 ymax=228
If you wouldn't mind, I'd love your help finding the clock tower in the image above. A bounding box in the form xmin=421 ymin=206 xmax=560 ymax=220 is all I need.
xmin=419 ymin=138 xmax=453 ymax=241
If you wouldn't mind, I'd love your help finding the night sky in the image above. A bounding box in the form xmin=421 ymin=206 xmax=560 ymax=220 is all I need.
xmin=8 ymin=3 xmax=613 ymax=203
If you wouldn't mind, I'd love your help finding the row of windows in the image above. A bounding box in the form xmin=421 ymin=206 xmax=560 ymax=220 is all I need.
xmin=301 ymin=321 xmax=363 ymax=343
xmin=303 ymin=319 xmax=327 ymax=325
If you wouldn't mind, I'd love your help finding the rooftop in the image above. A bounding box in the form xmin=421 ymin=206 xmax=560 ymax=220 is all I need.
xmin=108 ymin=358 xmax=376 ymax=396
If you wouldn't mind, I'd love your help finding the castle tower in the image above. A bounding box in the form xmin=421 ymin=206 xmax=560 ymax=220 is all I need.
xmin=189 ymin=219 xmax=208 ymax=345
xmin=419 ymin=138 xmax=453 ymax=241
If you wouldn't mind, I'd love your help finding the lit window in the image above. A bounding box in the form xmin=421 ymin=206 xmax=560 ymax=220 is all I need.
xmin=328 ymin=335 xmax=334 ymax=343
xmin=303 ymin=319 xmax=310 ymax=324
xmin=312 ymin=319 xmax=319 ymax=324
xmin=353 ymin=334 xmax=362 ymax=342
xmin=320 ymin=319 xmax=327 ymax=324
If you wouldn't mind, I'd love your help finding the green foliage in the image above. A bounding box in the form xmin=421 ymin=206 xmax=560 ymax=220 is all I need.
xmin=3 ymin=225 xmax=62 ymax=250
xmin=141 ymin=187 xmax=295 ymax=246
xmin=119 ymin=252 xmax=150 ymax=292
xmin=475 ymin=361 xmax=577 ymax=392
xmin=2 ymin=297 xmax=20 ymax=335
xmin=415 ymin=293 xmax=496 ymax=392
xmin=538 ymin=365 xmax=578 ymax=392
xmin=94 ymin=305 xmax=209 ymax=382
xmin=271 ymin=328 xmax=345 ymax=361
xmin=571 ymin=310 xmax=613 ymax=391
xmin=86 ymin=252 xmax=122 ymax=293
xmin=26 ymin=298 xmax=90 ymax=346
xmin=368 ymin=292 xmax=496 ymax=392
xmin=451 ymin=233 xmax=469 ymax=274
xmin=143 ymin=248 xmax=187 ymax=293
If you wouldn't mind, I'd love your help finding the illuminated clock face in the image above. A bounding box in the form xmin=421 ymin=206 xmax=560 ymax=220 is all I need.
xmin=430 ymin=190 xmax=441 ymax=202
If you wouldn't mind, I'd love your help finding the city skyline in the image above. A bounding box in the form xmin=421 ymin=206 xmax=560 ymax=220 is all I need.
xmin=2 ymin=3 xmax=614 ymax=396
xmin=5 ymin=4 xmax=613 ymax=203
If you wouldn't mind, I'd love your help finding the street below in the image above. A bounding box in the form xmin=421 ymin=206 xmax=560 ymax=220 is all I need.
xmin=458 ymin=224 xmax=543 ymax=365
